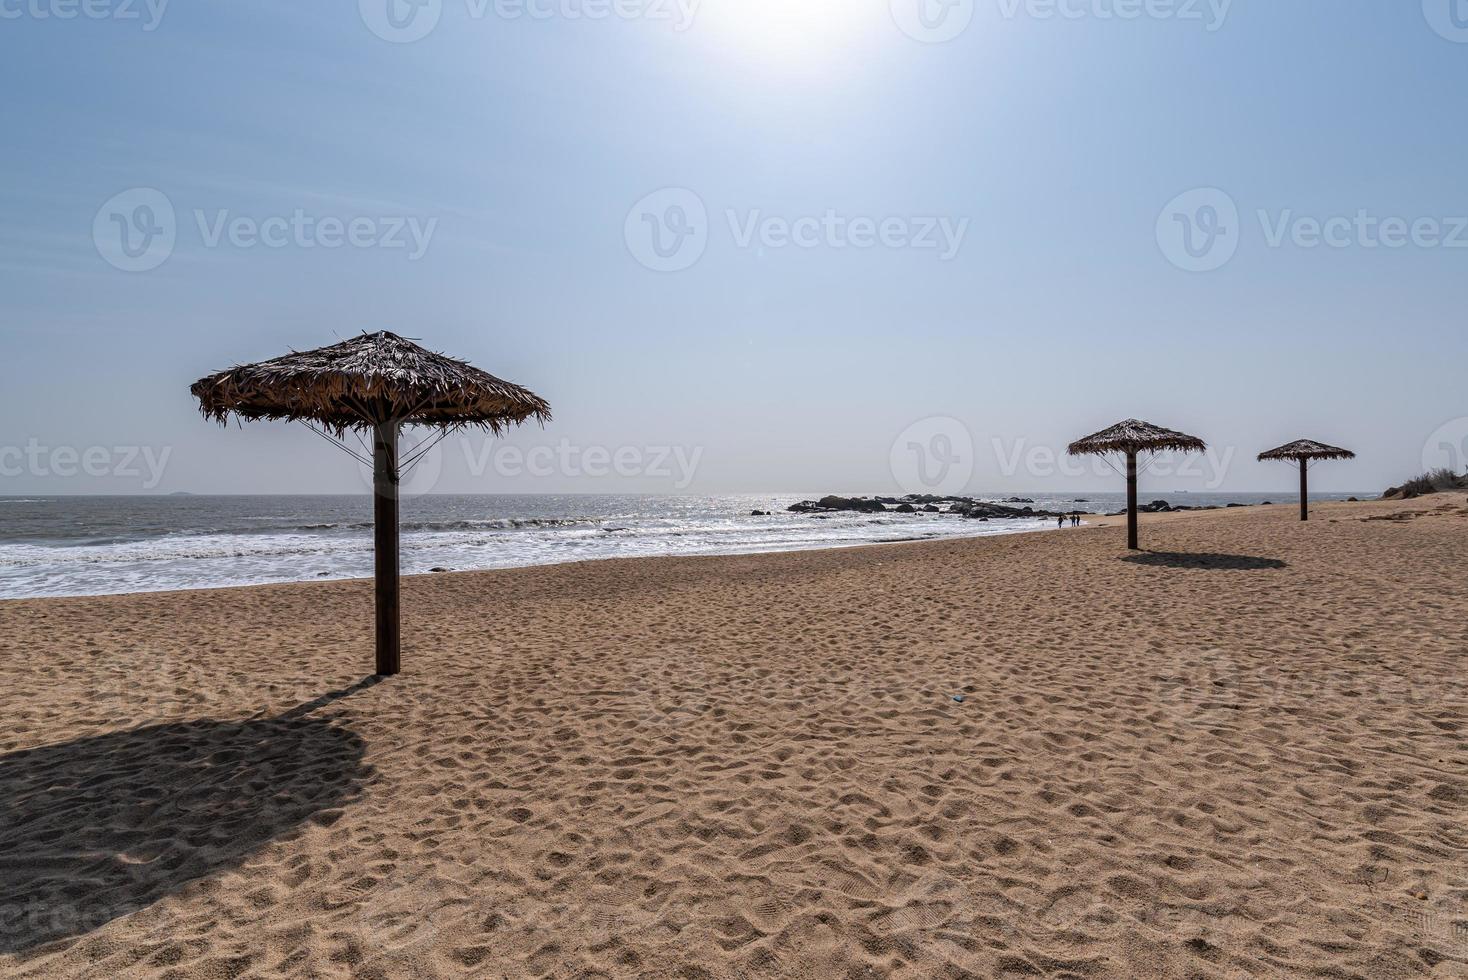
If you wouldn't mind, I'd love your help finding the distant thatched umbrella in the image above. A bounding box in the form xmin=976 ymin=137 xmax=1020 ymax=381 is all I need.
xmin=1257 ymin=439 xmax=1355 ymax=522
xmin=1068 ymin=419 xmax=1207 ymax=550
xmin=192 ymin=331 xmax=550 ymax=675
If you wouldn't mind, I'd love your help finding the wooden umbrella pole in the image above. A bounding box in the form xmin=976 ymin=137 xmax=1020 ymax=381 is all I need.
xmin=373 ymin=420 xmax=402 ymax=676
xmin=1299 ymin=458 xmax=1309 ymax=522
xmin=1126 ymin=450 xmax=1139 ymax=550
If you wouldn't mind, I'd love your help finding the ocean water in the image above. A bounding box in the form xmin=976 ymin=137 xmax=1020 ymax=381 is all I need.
xmin=0 ymin=491 xmax=1360 ymax=599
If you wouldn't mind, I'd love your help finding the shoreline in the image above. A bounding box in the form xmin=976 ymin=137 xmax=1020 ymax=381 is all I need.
xmin=0 ymin=496 xmax=1370 ymax=603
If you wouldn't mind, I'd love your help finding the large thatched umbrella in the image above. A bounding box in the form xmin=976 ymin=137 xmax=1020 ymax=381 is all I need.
xmin=1257 ymin=439 xmax=1355 ymax=522
xmin=192 ymin=331 xmax=550 ymax=675
xmin=1068 ymin=419 xmax=1206 ymax=550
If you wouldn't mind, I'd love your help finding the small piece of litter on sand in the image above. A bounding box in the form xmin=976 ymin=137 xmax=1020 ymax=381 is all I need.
xmin=953 ymin=695 xmax=965 ymax=703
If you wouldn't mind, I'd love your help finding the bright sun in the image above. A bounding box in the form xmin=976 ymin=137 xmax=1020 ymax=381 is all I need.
xmin=694 ymin=0 xmax=885 ymax=71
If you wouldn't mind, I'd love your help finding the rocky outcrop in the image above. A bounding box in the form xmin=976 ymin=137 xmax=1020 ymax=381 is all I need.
xmin=788 ymin=495 xmax=887 ymax=514
xmin=789 ymin=493 xmax=1071 ymax=519
xmin=947 ymin=500 xmax=1045 ymax=519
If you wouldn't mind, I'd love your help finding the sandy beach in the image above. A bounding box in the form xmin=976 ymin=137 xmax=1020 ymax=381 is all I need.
xmin=2 ymin=494 xmax=1466 ymax=978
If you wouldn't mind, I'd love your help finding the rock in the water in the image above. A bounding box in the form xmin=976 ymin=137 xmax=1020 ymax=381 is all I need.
xmin=817 ymin=495 xmax=886 ymax=513
xmin=789 ymin=495 xmax=887 ymax=514
xmin=794 ymin=493 xmax=1070 ymax=520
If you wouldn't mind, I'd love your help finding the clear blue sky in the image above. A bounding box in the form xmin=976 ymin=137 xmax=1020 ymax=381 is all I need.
xmin=2 ymin=0 xmax=1465 ymax=495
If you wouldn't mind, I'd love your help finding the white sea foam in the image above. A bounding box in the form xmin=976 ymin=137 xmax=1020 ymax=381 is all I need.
xmin=0 ymin=491 xmax=1358 ymax=599
xmin=0 ymin=501 xmax=1050 ymax=598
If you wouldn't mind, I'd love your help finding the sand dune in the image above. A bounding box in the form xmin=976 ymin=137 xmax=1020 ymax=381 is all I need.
xmin=2 ymin=495 xmax=1466 ymax=978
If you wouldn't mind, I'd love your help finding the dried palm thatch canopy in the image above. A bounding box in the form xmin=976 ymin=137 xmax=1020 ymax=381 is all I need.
xmin=192 ymin=330 xmax=550 ymax=436
xmin=1067 ymin=419 xmax=1208 ymax=458
xmin=191 ymin=331 xmax=550 ymax=675
xmin=1257 ymin=439 xmax=1355 ymax=463
xmin=1068 ymin=419 xmax=1207 ymax=550
xmin=1257 ymin=439 xmax=1355 ymax=521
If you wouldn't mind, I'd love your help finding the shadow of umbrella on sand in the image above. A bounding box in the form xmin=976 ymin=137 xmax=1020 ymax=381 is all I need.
xmin=1120 ymin=551 xmax=1286 ymax=571
xmin=1068 ymin=419 xmax=1207 ymax=551
xmin=1258 ymin=439 xmax=1356 ymax=522
xmin=0 ymin=705 xmax=373 ymax=954
xmin=191 ymin=331 xmax=550 ymax=676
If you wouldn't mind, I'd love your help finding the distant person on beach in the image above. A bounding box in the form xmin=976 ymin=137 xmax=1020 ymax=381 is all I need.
xmin=1058 ymin=515 xmax=1065 ymax=529
xmin=1072 ymin=514 xmax=1080 ymax=526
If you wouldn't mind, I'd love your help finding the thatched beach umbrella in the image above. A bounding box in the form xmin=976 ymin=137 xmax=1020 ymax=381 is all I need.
xmin=1068 ymin=419 xmax=1207 ymax=550
xmin=1257 ymin=440 xmax=1355 ymax=522
xmin=192 ymin=331 xmax=550 ymax=675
